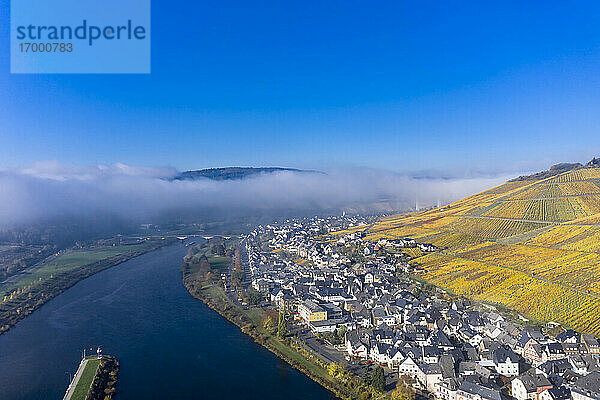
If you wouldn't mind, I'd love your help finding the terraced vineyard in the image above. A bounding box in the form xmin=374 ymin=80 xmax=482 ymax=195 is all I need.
xmin=365 ymin=166 xmax=600 ymax=335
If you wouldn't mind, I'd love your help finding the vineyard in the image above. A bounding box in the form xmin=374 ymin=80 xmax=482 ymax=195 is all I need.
xmin=360 ymin=166 xmax=600 ymax=335
xmin=526 ymin=225 xmax=600 ymax=252
xmin=511 ymin=181 xmax=600 ymax=199
xmin=453 ymin=242 xmax=600 ymax=296
xmin=478 ymin=181 xmax=534 ymax=195
xmin=546 ymin=168 xmax=600 ymax=183
xmin=441 ymin=217 xmax=548 ymax=239
xmin=478 ymin=198 xmax=580 ymax=222
xmin=412 ymin=253 xmax=600 ymax=334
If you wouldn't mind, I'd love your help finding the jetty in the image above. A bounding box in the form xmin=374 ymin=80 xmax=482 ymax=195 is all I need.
xmin=63 ymin=348 xmax=103 ymax=400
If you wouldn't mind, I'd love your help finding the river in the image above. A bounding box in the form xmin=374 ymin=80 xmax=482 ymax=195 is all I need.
xmin=0 ymin=242 xmax=334 ymax=399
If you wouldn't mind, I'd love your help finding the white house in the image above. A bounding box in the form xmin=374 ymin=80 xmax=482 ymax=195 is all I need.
xmin=511 ymin=370 xmax=553 ymax=400
xmin=418 ymin=364 xmax=443 ymax=393
xmin=436 ymin=379 xmax=459 ymax=400
xmin=492 ymin=346 xmax=521 ymax=377
xmin=398 ymin=356 xmax=420 ymax=378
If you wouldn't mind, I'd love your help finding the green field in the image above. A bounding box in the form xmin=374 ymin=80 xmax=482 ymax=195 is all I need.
xmin=71 ymin=358 xmax=101 ymax=400
xmin=207 ymin=255 xmax=229 ymax=272
xmin=186 ymin=242 xmax=230 ymax=274
xmin=1 ymin=242 xmax=158 ymax=297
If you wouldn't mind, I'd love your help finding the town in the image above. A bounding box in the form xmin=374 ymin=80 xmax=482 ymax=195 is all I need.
xmin=239 ymin=215 xmax=600 ymax=400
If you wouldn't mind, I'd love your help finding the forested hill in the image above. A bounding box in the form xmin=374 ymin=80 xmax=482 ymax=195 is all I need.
xmin=510 ymin=157 xmax=600 ymax=182
xmin=172 ymin=167 xmax=321 ymax=181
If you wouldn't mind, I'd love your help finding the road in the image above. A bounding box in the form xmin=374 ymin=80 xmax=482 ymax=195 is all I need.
xmin=287 ymin=320 xmax=346 ymax=364
xmin=62 ymin=358 xmax=88 ymax=400
xmin=300 ymin=331 xmax=345 ymax=363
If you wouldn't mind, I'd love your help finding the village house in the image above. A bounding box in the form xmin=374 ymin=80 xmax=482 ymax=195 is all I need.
xmin=511 ymin=370 xmax=553 ymax=400
xmin=571 ymin=371 xmax=600 ymax=400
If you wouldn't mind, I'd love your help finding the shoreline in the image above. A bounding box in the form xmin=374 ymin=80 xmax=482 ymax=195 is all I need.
xmin=181 ymin=268 xmax=375 ymax=400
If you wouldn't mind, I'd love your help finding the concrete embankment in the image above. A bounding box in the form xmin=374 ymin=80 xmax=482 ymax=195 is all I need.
xmin=63 ymin=356 xmax=101 ymax=400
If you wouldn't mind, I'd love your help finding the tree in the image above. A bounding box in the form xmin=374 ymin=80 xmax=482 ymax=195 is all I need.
xmin=391 ymin=389 xmax=413 ymax=400
xmin=277 ymin=305 xmax=287 ymax=338
xmin=211 ymin=242 xmax=226 ymax=256
xmin=364 ymin=369 xmax=372 ymax=386
xmin=371 ymin=366 xmax=385 ymax=393
xmin=327 ymin=362 xmax=346 ymax=378
xmin=391 ymin=376 xmax=415 ymax=400
xmin=196 ymin=255 xmax=212 ymax=276
xmin=246 ymin=288 xmax=262 ymax=305
xmin=423 ymin=283 xmax=435 ymax=293
xmin=336 ymin=326 xmax=347 ymax=344
xmin=234 ymin=248 xmax=242 ymax=270
xmin=263 ymin=315 xmax=275 ymax=333
xmin=231 ymin=269 xmax=245 ymax=288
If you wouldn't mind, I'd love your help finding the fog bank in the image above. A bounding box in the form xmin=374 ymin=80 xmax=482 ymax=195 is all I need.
xmin=0 ymin=161 xmax=512 ymax=227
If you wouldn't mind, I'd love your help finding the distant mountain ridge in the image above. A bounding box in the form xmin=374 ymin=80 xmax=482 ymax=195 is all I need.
xmin=510 ymin=157 xmax=600 ymax=181
xmin=172 ymin=167 xmax=322 ymax=181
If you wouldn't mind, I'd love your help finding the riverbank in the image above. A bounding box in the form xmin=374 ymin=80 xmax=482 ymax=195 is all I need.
xmin=87 ymin=355 xmax=119 ymax=400
xmin=0 ymin=238 xmax=175 ymax=335
xmin=181 ymin=263 xmax=385 ymax=400
xmin=64 ymin=357 xmax=100 ymax=400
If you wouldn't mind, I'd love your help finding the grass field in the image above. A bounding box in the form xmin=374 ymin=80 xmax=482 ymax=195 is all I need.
xmin=1 ymin=242 xmax=158 ymax=297
xmin=71 ymin=358 xmax=101 ymax=400
xmin=359 ymin=167 xmax=600 ymax=335
xmin=186 ymin=254 xmax=229 ymax=275
xmin=185 ymin=241 xmax=230 ymax=274
xmin=207 ymin=255 xmax=229 ymax=272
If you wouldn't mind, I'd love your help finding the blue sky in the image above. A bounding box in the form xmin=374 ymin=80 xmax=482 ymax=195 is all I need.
xmin=1 ymin=1 xmax=600 ymax=174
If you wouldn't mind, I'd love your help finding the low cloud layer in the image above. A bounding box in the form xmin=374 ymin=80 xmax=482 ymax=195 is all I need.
xmin=0 ymin=161 xmax=512 ymax=228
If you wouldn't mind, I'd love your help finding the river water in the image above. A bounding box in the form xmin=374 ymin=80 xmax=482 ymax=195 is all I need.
xmin=0 ymin=243 xmax=334 ymax=399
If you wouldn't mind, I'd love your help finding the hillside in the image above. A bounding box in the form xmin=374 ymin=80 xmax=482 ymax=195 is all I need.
xmin=172 ymin=167 xmax=320 ymax=181
xmin=367 ymin=163 xmax=600 ymax=335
